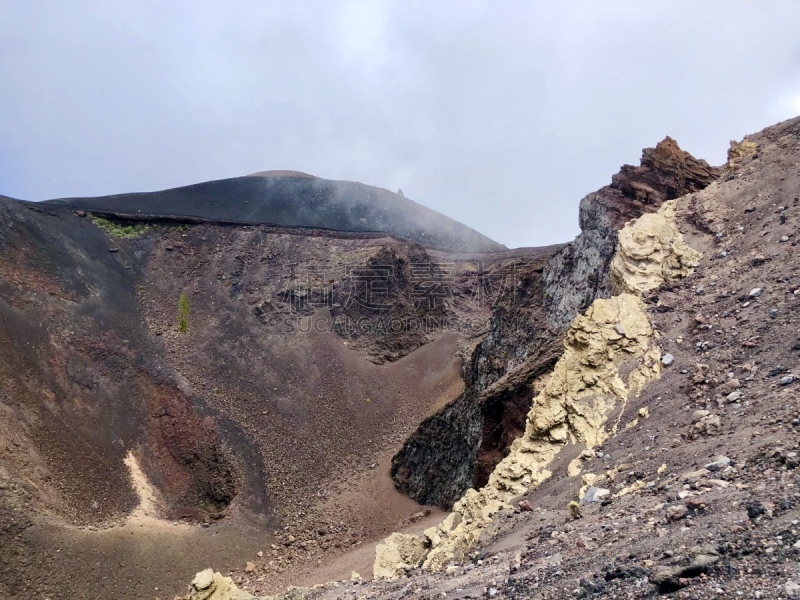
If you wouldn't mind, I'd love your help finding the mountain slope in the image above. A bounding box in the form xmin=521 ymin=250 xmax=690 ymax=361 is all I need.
xmin=389 ymin=135 xmax=720 ymax=511
xmin=0 ymin=180 xmax=526 ymax=599
xmin=43 ymin=172 xmax=505 ymax=253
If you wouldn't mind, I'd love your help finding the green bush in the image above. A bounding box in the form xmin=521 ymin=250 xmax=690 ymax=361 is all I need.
xmin=88 ymin=214 xmax=149 ymax=238
xmin=178 ymin=293 xmax=190 ymax=333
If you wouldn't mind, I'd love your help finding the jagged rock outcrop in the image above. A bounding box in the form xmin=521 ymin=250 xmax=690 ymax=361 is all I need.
xmin=726 ymin=138 xmax=758 ymax=167
xmin=376 ymin=191 xmax=702 ymax=575
xmin=611 ymin=136 xmax=720 ymax=204
xmin=542 ymin=137 xmax=719 ymax=329
xmin=390 ymin=137 xmax=718 ymax=510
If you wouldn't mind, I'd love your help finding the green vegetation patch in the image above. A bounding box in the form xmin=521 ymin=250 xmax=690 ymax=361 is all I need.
xmin=178 ymin=292 xmax=190 ymax=333
xmin=88 ymin=214 xmax=150 ymax=238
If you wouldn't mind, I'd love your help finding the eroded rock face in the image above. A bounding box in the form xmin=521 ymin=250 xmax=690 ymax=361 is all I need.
xmin=391 ymin=137 xmax=718 ymax=510
xmin=611 ymin=136 xmax=720 ymax=205
xmin=376 ymin=188 xmax=702 ymax=576
xmin=390 ymin=250 xmax=560 ymax=509
xmin=420 ymin=293 xmax=661 ymax=570
xmin=328 ymin=243 xmax=448 ymax=363
xmin=540 ymin=194 xmax=619 ymax=330
xmin=543 ymin=137 xmax=718 ymax=330
xmin=389 ymin=393 xmax=483 ymax=509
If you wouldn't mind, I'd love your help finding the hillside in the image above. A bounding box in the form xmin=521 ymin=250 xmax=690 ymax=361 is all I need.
xmin=0 ymin=172 xmax=531 ymax=599
xmin=43 ymin=172 xmax=505 ymax=253
xmin=1 ymin=116 xmax=797 ymax=600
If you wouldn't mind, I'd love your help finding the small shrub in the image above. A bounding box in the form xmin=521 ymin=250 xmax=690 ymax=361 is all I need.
xmin=178 ymin=293 xmax=190 ymax=333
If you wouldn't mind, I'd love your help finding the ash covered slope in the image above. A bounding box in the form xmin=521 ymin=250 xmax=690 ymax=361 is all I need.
xmin=0 ymin=196 xmax=272 ymax=599
xmin=0 ymin=188 xmax=518 ymax=598
xmin=43 ymin=172 xmax=505 ymax=253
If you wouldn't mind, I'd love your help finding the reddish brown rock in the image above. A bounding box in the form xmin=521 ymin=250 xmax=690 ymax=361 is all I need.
xmin=611 ymin=136 xmax=721 ymax=209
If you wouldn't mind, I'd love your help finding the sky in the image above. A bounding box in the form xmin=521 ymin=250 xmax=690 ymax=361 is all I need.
xmin=1 ymin=1 xmax=799 ymax=248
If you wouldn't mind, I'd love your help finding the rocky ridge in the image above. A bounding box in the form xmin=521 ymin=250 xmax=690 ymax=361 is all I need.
xmin=390 ymin=137 xmax=719 ymax=511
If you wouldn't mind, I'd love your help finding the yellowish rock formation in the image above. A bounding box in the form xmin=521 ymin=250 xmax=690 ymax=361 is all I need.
xmin=374 ymin=197 xmax=701 ymax=576
xmin=186 ymin=569 xmax=317 ymax=600
xmin=727 ymin=138 xmax=757 ymax=167
xmin=609 ymin=200 xmax=701 ymax=295
xmin=420 ymin=293 xmax=660 ymax=570
xmin=373 ymin=532 xmax=429 ymax=580
xmin=189 ymin=569 xmax=255 ymax=600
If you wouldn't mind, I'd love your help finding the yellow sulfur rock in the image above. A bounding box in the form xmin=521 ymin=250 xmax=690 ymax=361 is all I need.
xmin=189 ymin=569 xmax=255 ymax=600
xmin=615 ymin=479 xmax=647 ymax=498
xmin=419 ymin=293 xmax=661 ymax=571
xmin=610 ymin=200 xmax=701 ymax=295
xmin=727 ymin=139 xmax=757 ymax=167
xmin=372 ymin=532 xmax=429 ymax=580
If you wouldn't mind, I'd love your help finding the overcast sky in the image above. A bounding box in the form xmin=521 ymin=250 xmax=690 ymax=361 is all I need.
xmin=1 ymin=1 xmax=799 ymax=247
